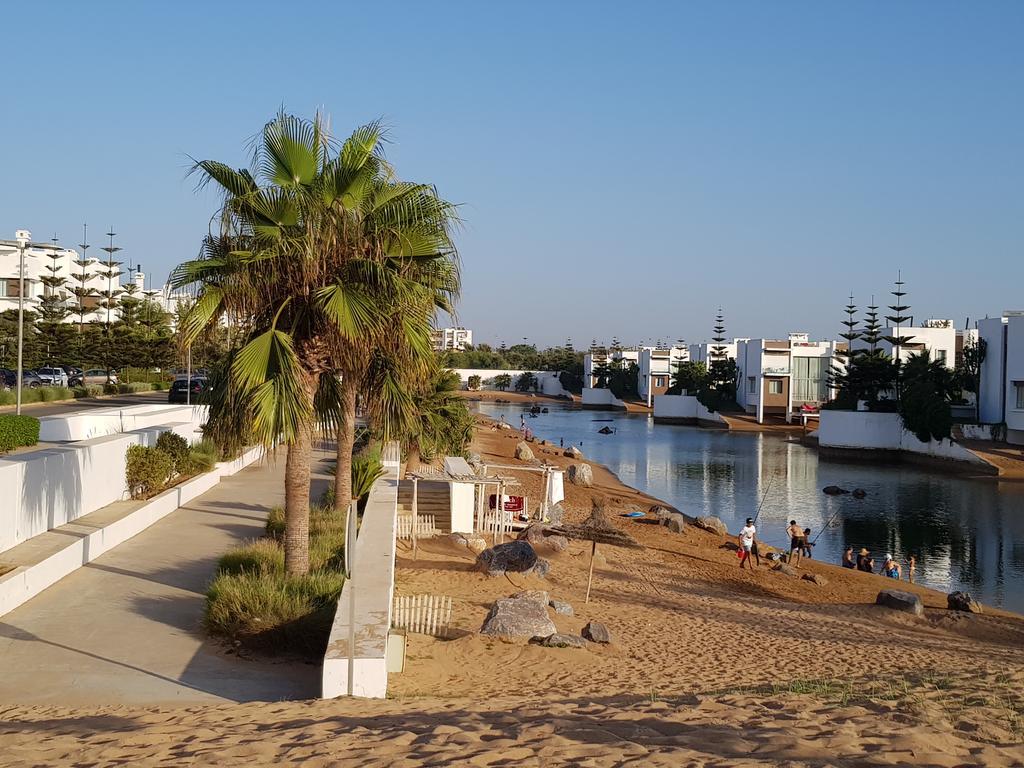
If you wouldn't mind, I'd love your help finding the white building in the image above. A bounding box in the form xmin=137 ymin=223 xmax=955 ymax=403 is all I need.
xmin=688 ymin=338 xmax=747 ymax=364
xmin=583 ymin=347 xmax=642 ymax=388
xmin=735 ymin=333 xmax=840 ymax=423
xmin=854 ymin=319 xmax=956 ymax=369
xmin=977 ymin=312 xmax=1024 ymax=446
xmin=637 ymin=345 xmax=688 ymax=406
xmin=0 ymin=239 xmax=132 ymax=323
xmin=431 ymin=326 xmax=473 ymax=352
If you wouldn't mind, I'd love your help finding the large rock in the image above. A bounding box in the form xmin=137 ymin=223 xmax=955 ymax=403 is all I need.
xmin=481 ymin=598 xmax=556 ymax=639
xmin=650 ymin=505 xmax=674 ymax=524
xmin=564 ymin=445 xmax=584 ymax=459
xmin=515 ymin=441 xmax=535 ymax=461
xmin=876 ymin=589 xmax=924 ymax=616
xmin=802 ymin=573 xmax=828 ymax=586
xmin=852 ymin=488 xmax=867 ymax=499
xmin=530 ymin=558 xmax=551 ymax=579
xmin=666 ymin=513 xmax=686 ymax=534
xmin=517 ymin=524 xmax=570 ymax=554
xmin=535 ymin=632 xmax=587 ymax=649
xmin=567 ymin=463 xmax=593 ymax=487
xmin=822 ymin=485 xmax=849 ymax=496
xmin=695 ymin=516 xmax=728 ymax=536
xmin=549 ymin=599 xmax=574 ymax=616
xmin=947 ymin=591 xmax=982 ymax=613
xmin=775 ymin=563 xmax=798 ymax=577
xmin=476 ymin=541 xmax=538 ymax=576
xmin=546 ymin=502 xmax=565 ymax=526
xmin=582 ymin=621 xmax=612 ymax=644
xmin=511 ymin=590 xmax=549 ymax=607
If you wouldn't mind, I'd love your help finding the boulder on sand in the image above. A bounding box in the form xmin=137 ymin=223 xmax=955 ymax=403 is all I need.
xmin=582 ymin=621 xmax=612 ymax=644
xmin=535 ymin=632 xmax=587 ymax=649
xmin=775 ymin=563 xmax=798 ymax=577
xmin=875 ymin=589 xmax=924 ymax=616
xmin=650 ymin=505 xmax=674 ymax=523
xmin=511 ymin=590 xmax=549 ymax=607
xmin=802 ymin=573 xmax=828 ymax=586
xmin=947 ymin=591 xmax=982 ymax=613
xmin=549 ymin=599 xmax=574 ymax=616
xmin=476 ymin=541 xmax=538 ymax=577
xmin=567 ymin=463 xmax=593 ymax=487
xmin=666 ymin=513 xmax=686 ymax=534
xmin=515 ymin=441 xmax=535 ymax=461
xmin=481 ymin=597 xmax=556 ymax=639
xmin=695 ymin=516 xmax=728 ymax=536
xmin=546 ymin=502 xmax=565 ymax=526
xmin=564 ymin=445 xmax=583 ymax=459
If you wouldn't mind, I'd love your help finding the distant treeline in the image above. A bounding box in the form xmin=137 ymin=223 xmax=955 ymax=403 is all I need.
xmin=439 ymin=344 xmax=585 ymax=392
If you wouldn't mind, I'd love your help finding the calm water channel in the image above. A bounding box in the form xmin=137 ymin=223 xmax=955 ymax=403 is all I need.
xmin=477 ymin=402 xmax=1024 ymax=613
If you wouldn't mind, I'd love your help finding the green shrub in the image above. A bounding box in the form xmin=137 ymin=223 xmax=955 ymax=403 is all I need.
xmin=119 ymin=382 xmax=154 ymax=394
xmin=0 ymin=415 xmax=40 ymax=452
xmin=189 ymin=439 xmax=219 ymax=472
xmin=37 ymin=386 xmax=73 ymax=403
xmin=265 ymin=506 xmax=286 ymax=539
xmin=204 ymin=569 xmax=344 ymax=657
xmin=156 ymin=431 xmax=191 ymax=475
xmin=352 ymin=449 xmax=385 ymax=503
xmin=72 ymin=384 xmax=105 ymax=398
xmin=152 ymin=381 xmax=168 ymax=391
xmin=125 ymin=444 xmax=173 ymax=499
xmin=0 ymin=391 xmax=14 ymax=406
xmin=217 ymin=539 xmax=285 ymax=575
xmin=318 ymin=481 xmax=335 ymax=508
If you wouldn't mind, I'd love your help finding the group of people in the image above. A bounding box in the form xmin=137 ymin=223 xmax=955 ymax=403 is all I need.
xmin=842 ymin=546 xmax=916 ymax=582
xmin=735 ymin=518 xmax=917 ymax=584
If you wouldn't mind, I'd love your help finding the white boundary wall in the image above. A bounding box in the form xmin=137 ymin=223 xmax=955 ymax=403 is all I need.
xmin=0 ymin=445 xmax=263 ymax=618
xmin=581 ymin=387 xmax=626 ymax=409
xmin=38 ymin=404 xmax=207 ymax=442
xmin=453 ymin=369 xmax=570 ymax=397
xmin=0 ymin=407 xmax=206 ymax=555
xmin=652 ymin=394 xmax=727 ymax=426
xmin=322 ymin=445 xmax=400 ymax=699
xmin=818 ymin=410 xmax=989 ymax=466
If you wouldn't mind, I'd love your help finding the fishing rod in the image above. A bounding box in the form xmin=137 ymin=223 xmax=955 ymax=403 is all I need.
xmin=751 ymin=473 xmax=776 ymax=525
xmin=811 ymin=506 xmax=844 ymax=546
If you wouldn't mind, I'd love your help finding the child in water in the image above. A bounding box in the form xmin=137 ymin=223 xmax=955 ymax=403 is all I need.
xmin=908 ymin=555 xmax=916 ymax=583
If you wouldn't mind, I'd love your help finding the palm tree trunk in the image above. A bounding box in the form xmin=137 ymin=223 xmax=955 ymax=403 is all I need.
xmin=284 ymin=422 xmax=313 ymax=575
xmin=406 ymin=441 xmax=421 ymax=474
xmin=334 ymin=375 xmax=358 ymax=513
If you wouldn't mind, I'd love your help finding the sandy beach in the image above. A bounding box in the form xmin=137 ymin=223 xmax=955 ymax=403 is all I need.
xmin=1 ymin=416 xmax=1022 ymax=766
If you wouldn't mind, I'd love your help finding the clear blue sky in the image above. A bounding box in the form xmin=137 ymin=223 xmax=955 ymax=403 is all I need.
xmin=3 ymin=1 xmax=1021 ymax=348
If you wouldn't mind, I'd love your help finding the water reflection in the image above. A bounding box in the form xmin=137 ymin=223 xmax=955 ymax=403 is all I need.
xmin=478 ymin=402 xmax=1024 ymax=613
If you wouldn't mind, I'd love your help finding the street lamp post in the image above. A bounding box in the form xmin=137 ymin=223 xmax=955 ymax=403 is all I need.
xmin=14 ymin=230 xmax=32 ymax=415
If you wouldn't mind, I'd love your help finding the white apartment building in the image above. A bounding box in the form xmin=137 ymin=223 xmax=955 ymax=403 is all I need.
xmin=431 ymin=326 xmax=473 ymax=352
xmin=853 ymin=319 xmax=957 ymax=369
xmin=0 ymin=239 xmax=132 ymax=322
xmin=688 ymin=338 xmax=747 ymax=365
xmin=583 ymin=347 xmax=642 ymax=388
xmin=735 ymin=333 xmax=840 ymax=423
xmin=977 ymin=312 xmax=1024 ymax=446
xmin=638 ymin=345 xmax=689 ymax=406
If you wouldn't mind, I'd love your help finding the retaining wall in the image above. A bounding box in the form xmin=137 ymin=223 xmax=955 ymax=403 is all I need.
xmin=652 ymin=395 xmax=728 ymax=427
xmin=581 ymin=387 xmax=626 ymax=410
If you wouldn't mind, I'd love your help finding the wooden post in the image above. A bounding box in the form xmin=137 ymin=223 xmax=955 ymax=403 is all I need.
xmin=585 ymin=540 xmax=597 ymax=603
xmin=412 ymin=477 xmax=419 ymax=561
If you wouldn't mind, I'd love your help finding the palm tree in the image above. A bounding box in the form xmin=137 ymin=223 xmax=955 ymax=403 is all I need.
xmin=388 ymin=365 xmax=473 ymax=473
xmin=174 ymin=111 xmax=459 ymax=573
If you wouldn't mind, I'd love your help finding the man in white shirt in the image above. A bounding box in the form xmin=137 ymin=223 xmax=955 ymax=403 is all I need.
xmin=738 ymin=517 xmax=757 ymax=569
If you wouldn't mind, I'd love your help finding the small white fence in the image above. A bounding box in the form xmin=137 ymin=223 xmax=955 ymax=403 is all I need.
xmin=392 ymin=594 xmax=453 ymax=638
xmin=396 ymin=514 xmax=438 ymax=540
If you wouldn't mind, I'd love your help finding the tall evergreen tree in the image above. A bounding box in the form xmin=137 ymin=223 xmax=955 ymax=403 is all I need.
xmin=861 ymin=295 xmax=882 ymax=351
xmin=710 ymin=307 xmax=727 ymax=361
xmin=36 ymin=236 xmax=75 ymax=364
xmin=96 ymin=228 xmax=123 ymax=329
xmin=71 ymin=223 xmax=98 ymax=333
xmin=884 ymin=272 xmax=914 ymax=360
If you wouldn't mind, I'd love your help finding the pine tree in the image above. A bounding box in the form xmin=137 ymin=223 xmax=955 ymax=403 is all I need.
xmin=96 ymin=228 xmax=123 ymax=328
xmin=564 ymin=337 xmax=573 ymax=352
xmin=36 ymin=236 xmax=75 ymax=365
xmin=710 ymin=308 xmax=727 ymax=361
xmin=71 ymin=223 xmax=98 ymax=332
xmin=839 ymin=294 xmax=861 ymax=352
xmin=862 ymin=296 xmax=882 ymax=351
xmin=884 ymin=271 xmax=914 ymax=360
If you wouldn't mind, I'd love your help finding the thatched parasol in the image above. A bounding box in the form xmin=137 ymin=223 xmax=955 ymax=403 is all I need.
xmin=549 ymin=501 xmax=642 ymax=603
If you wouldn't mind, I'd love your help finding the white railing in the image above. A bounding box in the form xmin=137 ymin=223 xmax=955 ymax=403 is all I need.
xmin=392 ymin=594 xmax=453 ymax=638
xmin=396 ymin=514 xmax=437 ymax=540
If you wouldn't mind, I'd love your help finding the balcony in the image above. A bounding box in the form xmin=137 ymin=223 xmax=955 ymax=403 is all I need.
xmin=762 ymin=366 xmax=790 ymax=375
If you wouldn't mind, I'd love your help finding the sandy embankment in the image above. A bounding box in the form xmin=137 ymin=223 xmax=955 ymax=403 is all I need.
xmin=1 ymin=416 xmax=1023 ymax=766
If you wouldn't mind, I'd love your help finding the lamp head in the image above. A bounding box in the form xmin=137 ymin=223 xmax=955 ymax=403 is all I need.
xmin=15 ymin=230 xmax=31 ymax=247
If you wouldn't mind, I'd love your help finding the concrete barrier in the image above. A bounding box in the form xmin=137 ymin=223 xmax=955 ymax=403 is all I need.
xmin=0 ymin=445 xmax=264 ymax=617
xmin=38 ymin=404 xmax=207 ymax=442
xmin=653 ymin=395 xmax=728 ymax=427
xmin=581 ymin=387 xmax=626 ymax=410
xmin=322 ymin=455 xmax=399 ymax=699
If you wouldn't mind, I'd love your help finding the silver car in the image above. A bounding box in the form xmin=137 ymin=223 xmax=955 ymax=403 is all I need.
xmin=36 ymin=367 xmax=69 ymax=387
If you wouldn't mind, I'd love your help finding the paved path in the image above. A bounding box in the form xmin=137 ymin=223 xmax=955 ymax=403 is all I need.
xmin=0 ymin=455 xmax=322 ymax=705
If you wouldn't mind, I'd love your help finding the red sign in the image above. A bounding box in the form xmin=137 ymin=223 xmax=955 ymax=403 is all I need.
xmin=489 ymin=494 xmax=524 ymax=512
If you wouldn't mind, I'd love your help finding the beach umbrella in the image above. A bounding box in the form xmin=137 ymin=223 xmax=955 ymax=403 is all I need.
xmin=549 ymin=501 xmax=642 ymax=603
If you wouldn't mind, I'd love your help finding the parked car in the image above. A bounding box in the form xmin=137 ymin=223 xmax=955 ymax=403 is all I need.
xmin=172 ymin=367 xmax=210 ymax=381
xmin=168 ymin=377 xmax=209 ymax=404
xmin=0 ymin=369 xmax=43 ymax=389
xmin=60 ymin=365 xmax=83 ymax=381
xmin=36 ymin=366 xmax=69 ymax=387
xmin=75 ymin=369 xmax=119 ymax=387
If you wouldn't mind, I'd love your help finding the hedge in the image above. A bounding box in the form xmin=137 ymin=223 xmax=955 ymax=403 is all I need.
xmin=0 ymin=415 xmax=41 ymax=452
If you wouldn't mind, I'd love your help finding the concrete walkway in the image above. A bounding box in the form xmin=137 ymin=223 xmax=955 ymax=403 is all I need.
xmin=0 ymin=455 xmax=323 ymax=705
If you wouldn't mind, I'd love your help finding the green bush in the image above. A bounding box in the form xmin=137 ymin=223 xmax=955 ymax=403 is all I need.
xmin=156 ymin=431 xmax=191 ymax=475
xmin=0 ymin=415 xmax=40 ymax=452
xmin=152 ymin=381 xmax=168 ymax=391
xmin=37 ymin=387 xmax=73 ymax=403
xmin=216 ymin=539 xmax=286 ymax=575
xmin=125 ymin=444 xmax=173 ymax=499
xmin=189 ymin=439 xmax=219 ymax=472
xmin=352 ymin=449 xmax=385 ymax=503
xmin=204 ymin=570 xmax=344 ymax=657
xmin=72 ymin=384 xmax=105 ymax=398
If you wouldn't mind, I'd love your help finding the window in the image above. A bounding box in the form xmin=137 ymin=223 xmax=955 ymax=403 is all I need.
xmin=1016 ymin=382 xmax=1024 ymax=410
xmin=654 ymin=376 xmax=665 ymax=387
xmin=768 ymin=379 xmax=784 ymax=395
xmin=935 ymin=349 xmax=947 ymax=364
xmin=748 ymin=376 xmax=756 ymax=394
